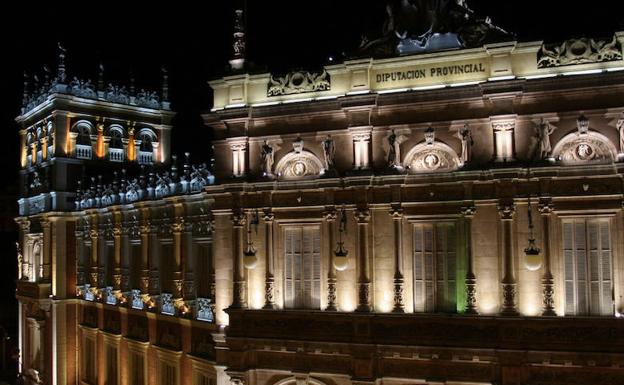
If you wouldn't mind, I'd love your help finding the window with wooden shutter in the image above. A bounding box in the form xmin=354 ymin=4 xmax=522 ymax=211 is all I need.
xmin=82 ymin=336 xmax=96 ymax=384
xmin=161 ymin=363 xmax=177 ymax=385
xmin=284 ymin=226 xmax=321 ymax=309
xmin=413 ymin=222 xmax=457 ymax=312
xmin=129 ymin=350 xmax=145 ymax=385
xmin=562 ymin=218 xmax=613 ymax=316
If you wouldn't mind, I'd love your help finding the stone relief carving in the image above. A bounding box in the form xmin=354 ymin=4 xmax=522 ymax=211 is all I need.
xmin=403 ymin=127 xmax=460 ymax=173
xmin=267 ymin=70 xmax=330 ymax=97
xmin=552 ymin=130 xmax=617 ymax=165
xmin=538 ymin=36 xmax=622 ymax=68
xmin=275 ymin=150 xmax=324 ymax=179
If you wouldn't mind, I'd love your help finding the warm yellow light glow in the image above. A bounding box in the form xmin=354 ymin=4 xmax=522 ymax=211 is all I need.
xmin=95 ymin=122 xmax=105 ymax=159
xmin=340 ymin=291 xmax=356 ymax=312
xmin=127 ymin=126 xmax=136 ymax=162
xmin=478 ymin=297 xmax=499 ymax=315
xmin=378 ymin=291 xmax=393 ymax=313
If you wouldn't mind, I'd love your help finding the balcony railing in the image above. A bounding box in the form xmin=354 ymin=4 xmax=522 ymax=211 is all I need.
xmin=109 ymin=148 xmax=124 ymax=162
xmin=75 ymin=144 xmax=93 ymax=160
xmin=138 ymin=151 xmax=153 ymax=165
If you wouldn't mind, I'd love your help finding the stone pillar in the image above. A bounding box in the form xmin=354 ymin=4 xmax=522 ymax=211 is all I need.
xmin=75 ymin=225 xmax=85 ymax=288
xmin=17 ymin=219 xmax=30 ymax=281
xmin=390 ymin=206 xmax=405 ymax=312
xmin=182 ymin=220 xmax=195 ymax=304
xmin=148 ymin=223 xmax=160 ymax=296
xmin=539 ymin=198 xmax=556 ymax=316
xmin=113 ymin=224 xmax=122 ymax=293
xmin=231 ymin=212 xmax=247 ymax=308
xmin=491 ymin=116 xmax=516 ymax=163
xmin=461 ymin=205 xmax=478 ymax=314
xmin=230 ymin=142 xmax=247 ymax=177
xmin=499 ymin=203 xmax=519 ymax=316
xmin=355 ymin=208 xmax=371 ymax=312
xmin=139 ymin=220 xmax=151 ymax=295
xmin=40 ymin=219 xmax=51 ymax=282
xmin=352 ymin=131 xmax=371 ymax=169
xmin=262 ymin=211 xmax=276 ymax=309
xmin=324 ymin=208 xmax=338 ymax=311
xmin=89 ymin=228 xmax=99 ymax=289
xmin=171 ymin=218 xmax=184 ymax=300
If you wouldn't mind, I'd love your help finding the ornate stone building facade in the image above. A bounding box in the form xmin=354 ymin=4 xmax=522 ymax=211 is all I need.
xmin=14 ymin=3 xmax=624 ymax=385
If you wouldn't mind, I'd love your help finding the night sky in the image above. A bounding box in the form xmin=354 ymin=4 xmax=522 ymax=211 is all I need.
xmin=0 ymin=0 xmax=623 ymax=343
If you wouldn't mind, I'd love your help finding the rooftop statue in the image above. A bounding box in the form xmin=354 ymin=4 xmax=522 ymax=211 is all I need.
xmin=357 ymin=0 xmax=513 ymax=57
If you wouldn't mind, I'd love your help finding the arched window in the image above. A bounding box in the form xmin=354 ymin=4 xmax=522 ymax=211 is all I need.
xmin=108 ymin=126 xmax=124 ymax=149
xmin=72 ymin=121 xmax=94 ymax=146
xmin=138 ymin=130 xmax=155 ymax=152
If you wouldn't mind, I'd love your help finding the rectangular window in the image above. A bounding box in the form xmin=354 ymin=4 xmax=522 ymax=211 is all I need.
xmin=284 ymin=226 xmax=321 ymax=309
xmin=413 ymin=222 xmax=457 ymax=312
xmin=105 ymin=344 xmax=118 ymax=385
xmin=563 ymin=218 xmax=613 ymax=316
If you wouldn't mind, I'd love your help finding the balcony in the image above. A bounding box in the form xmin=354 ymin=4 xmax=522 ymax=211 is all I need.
xmin=109 ymin=148 xmax=124 ymax=162
xmin=75 ymin=144 xmax=93 ymax=160
xmin=138 ymin=151 xmax=153 ymax=165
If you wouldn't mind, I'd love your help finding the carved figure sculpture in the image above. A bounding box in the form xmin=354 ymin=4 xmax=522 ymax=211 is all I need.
xmin=261 ymin=140 xmax=274 ymax=176
xmin=536 ymin=119 xmax=555 ymax=160
xmin=617 ymin=113 xmax=624 ymax=154
xmin=322 ymin=135 xmax=335 ymax=170
xmin=458 ymin=123 xmax=473 ymax=164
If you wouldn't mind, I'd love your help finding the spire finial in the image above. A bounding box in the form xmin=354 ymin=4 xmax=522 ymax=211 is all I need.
xmin=22 ymin=72 xmax=30 ymax=108
xmin=97 ymin=62 xmax=105 ymax=93
xmin=57 ymin=42 xmax=67 ymax=83
xmin=229 ymin=6 xmax=246 ymax=71
xmin=161 ymin=66 xmax=169 ymax=102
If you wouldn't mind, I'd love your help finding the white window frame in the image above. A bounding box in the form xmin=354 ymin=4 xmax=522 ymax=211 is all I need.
xmin=561 ymin=216 xmax=614 ymax=316
xmin=282 ymin=224 xmax=322 ymax=309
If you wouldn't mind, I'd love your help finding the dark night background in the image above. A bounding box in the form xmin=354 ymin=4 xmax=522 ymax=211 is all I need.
xmin=0 ymin=0 xmax=623 ymax=381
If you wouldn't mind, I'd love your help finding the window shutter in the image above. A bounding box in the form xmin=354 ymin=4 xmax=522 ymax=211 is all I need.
xmin=284 ymin=228 xmax=295 ymax=308
xmin=563 ymin=221 xmax=576 ymax=315
xmin=574 ymin=221 xmax=588 ymax=315
xmin=424 ymin=225 xmax=435 ymax=312
xmin=599 ymin=221 xmax=612 ymax=315
xmin=311 ymin=228 xmax=321 ymax=308
xmin=446 ymin=223 xmax=457 ymax=312
xmin=413 ymin=225 xmax=424 ymax=312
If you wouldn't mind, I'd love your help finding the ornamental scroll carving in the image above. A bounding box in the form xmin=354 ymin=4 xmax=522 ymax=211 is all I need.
xmin=275 ymin=150 xmax=324 ymax=179
xmin=267 ymin=70 xmax=330 ymax=97
xmin=537 ymin=36 xmax=622 ymax=68
xmin=552 ymin=130 xmax=617 ymax=165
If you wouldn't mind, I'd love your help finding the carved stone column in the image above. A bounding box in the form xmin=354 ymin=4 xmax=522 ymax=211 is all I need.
xmin=171 ymin=218 xmax=184 ymax=302
xmin=355 ymin=208 xmax=371 ymax=312
xmin=491 ymin=116 xmax=516 ymax=163
xmin=17 ymin=219 xmax=31 ymax=281
xmin=139 ymin=220 xmax=151 ymax=295
xmin=230 ymin=142 xmax=247 ymax=178
xmin=111 ymin=222 xmax=123 ymax=302
xmin=352 ymin=131 xmax=372 ymax=170
xmin=75 ymin=224 xmax=85 ymax=289
xmin=499 ymin=204 xmax=519 ymax=316
xmin=89 ymin=228 xmax=99 ymax=289
xmin=231 ymin=212 xmax=247 ymax=308
xmin=182 ymin=220 xmax=195 ymax=305
xmin=539 ymin=198 xmax=556 ymax=316
xmin=461 ymin=205 xmax=478 ymax=314
xmin=262 ymin=211 xmax=276 ymax=309
xmin=40 ymin=219 xmax=51 ymax=282
xmin=324 ymin=208 xmax=338 ymax=311
xmin=390 ymin=206 xmax=405 ymax=312
xmin=148 ymin=222 xmax=160 ymax=296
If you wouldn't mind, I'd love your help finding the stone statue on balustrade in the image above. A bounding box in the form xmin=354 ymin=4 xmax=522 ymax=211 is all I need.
xmin=458 ymin=123 xmax=473 ymax=165
xmin=261 ymin=140 xmax=274 ymax=176
xmin=535 ymin=118 xmax=555 ymax=160
xmin=322 ymin=135 xmax=336 ymax=171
